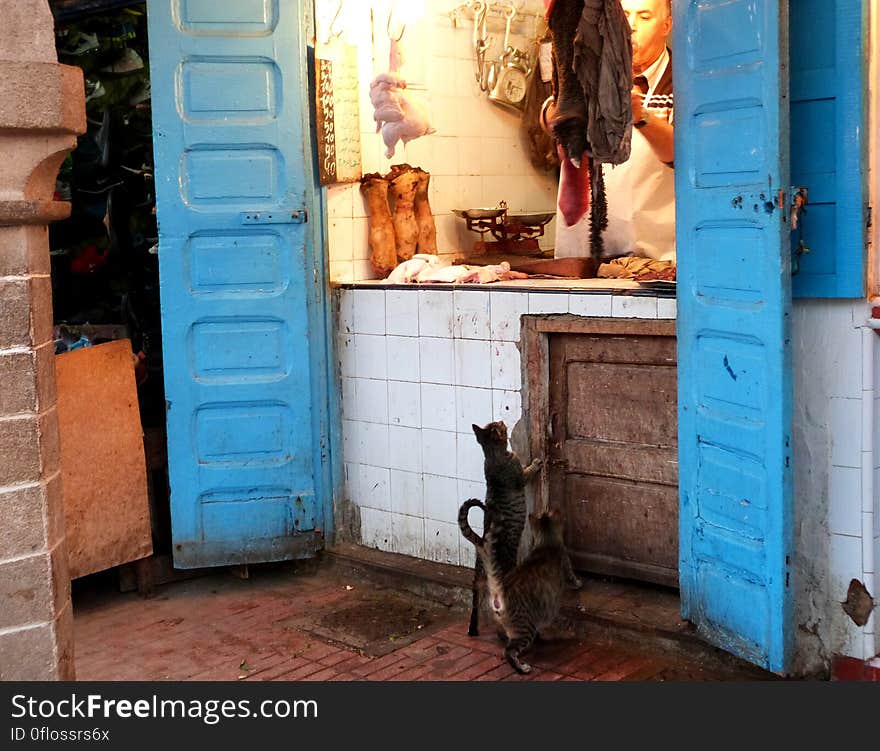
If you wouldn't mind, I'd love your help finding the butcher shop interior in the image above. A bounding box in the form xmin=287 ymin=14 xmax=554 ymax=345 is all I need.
xmin=331 ymin=1 xmax=682 ymax=592
xmin=321 ymin=0 xmax=677 ymax=288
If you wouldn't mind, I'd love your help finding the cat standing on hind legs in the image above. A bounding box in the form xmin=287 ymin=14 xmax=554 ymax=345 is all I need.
xmin=466 ymin=421 xmax=543 ymax=637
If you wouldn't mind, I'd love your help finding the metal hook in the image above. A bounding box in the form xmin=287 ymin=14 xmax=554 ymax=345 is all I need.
xmin=387 ymin=1 xmax=406 ymax=42
xmin=473 ymin=1 xmax=490 ymax=89
xmin=324 ymin=0 xmax=344 ymax=45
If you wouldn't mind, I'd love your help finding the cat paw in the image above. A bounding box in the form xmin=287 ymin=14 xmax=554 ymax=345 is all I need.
xmin=567 ymin=576 xmax=583 ymax=590
xmin=517 ymin=661 xmax=532 ymax=674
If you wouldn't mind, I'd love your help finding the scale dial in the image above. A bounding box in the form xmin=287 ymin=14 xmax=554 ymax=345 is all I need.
xmin=501 ymin=68 xmax=527 ymax=103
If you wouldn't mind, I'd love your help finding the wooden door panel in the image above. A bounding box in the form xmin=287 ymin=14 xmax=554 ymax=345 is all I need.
xmin=563 ymin=441 xmax=678 ymax=486
xmin=566 ymin=362 xmax=677 ymax=446
xmin=564 ymin=474 xmax=678 ymax=578
xmin=548 ymin=323 xmax=678 ymax=587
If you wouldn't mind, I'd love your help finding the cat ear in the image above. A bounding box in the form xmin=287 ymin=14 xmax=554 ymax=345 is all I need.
xmin=472 ymin=423 xmax=484 ymax=439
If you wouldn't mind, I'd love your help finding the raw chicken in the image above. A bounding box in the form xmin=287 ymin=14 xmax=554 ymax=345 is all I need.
xmin=370 ymin=39 xmax=435 ymax=158
xmin=385 ymin=256 xmax=529 ymax=284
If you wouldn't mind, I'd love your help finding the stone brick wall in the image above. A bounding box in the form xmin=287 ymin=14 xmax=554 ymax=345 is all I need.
xmin=0 ymin=0 xmax=85 ymax=680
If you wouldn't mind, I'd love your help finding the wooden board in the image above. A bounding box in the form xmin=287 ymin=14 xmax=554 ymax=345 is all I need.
xmin=546 ymin=324 xmax=679 ymax=587
xmin=55 ymin=340 xmax=152 ymax=579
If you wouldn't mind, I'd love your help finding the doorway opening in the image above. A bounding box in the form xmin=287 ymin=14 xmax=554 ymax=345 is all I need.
xmin=49 ymin=0 xmax=172 ymax=598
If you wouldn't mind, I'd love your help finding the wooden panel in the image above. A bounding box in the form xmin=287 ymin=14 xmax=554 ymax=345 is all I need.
xmin=55 ymin=340 xmax=152 ymax=578
xmin=564 ymin=441 xmax=677 ymax=486
xmin=563 ymin=474 xmax=678 ymax=579
xmin=566 ymin=362 xmax=677 ymax=446
xmin=548 ymin=327 xmax=678 ymax=587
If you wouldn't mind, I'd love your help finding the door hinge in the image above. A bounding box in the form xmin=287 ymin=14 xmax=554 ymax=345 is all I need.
xmin=240 ymin=209 xmax=308 ymax=225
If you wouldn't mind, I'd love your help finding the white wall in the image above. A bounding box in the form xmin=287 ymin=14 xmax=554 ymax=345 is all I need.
xmin=336 ymin=286 xmax=675 ymax=567
xmin=791 ymin=298 xmax=877 ymax=672
xmin=319 ymin=0 xmax=558 ymax=283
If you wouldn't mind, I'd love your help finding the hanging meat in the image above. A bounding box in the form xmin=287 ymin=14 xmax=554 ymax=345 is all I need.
xmin=370 ymin=38 xmax=436 ymax=158
xmin=386 ymin=164 xmax=420 ymax=262
xmin=546 ymin=0 xmax=632 ymax=165
xmin=412 ymin=168 xmax=437 ymax=254
xmin=360 ymin=173 xmax=398 ymax=277
xmin=545 ymin=0 xmax=632 ymax=260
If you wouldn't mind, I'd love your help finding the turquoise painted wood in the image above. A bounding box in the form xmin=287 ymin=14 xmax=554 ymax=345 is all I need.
xmin=791 ymin=0 xmax=866 ymax=298
xmin=673 ymin=0 xmax=793 ymax=671
xmin=147 ymin=0 xmax=326 ymax=568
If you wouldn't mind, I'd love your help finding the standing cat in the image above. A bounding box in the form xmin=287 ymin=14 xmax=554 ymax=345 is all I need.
xmin=459 ymin=503 xmax=570 ymax=674
xmin=466 ymin=421 xmax=542 ymax=637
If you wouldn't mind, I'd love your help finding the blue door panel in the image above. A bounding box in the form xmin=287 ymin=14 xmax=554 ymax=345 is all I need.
xmin=791 ymin=0 xmax=866 ymax=298
xmin=673 ymin=0 xmax=793 ymax=672
xmin=148 ymin=0 xmax=322 ymax=567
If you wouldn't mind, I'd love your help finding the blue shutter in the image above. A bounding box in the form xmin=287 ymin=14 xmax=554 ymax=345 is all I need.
xmin=673 ymin=0 xmax=793 ymax=671
xmin=148 ymin=0 xmax=326 ymax=567
xmin=791 ymin=0 xmax=866 ymax=298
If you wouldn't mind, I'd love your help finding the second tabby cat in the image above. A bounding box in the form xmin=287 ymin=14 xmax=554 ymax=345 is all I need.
xmin=459 ymin=501 xmax=571 ymax=674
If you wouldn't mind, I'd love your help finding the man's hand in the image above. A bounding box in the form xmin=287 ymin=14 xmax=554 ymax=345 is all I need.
xmin=631 ymin=88 xmax=645 ymax=123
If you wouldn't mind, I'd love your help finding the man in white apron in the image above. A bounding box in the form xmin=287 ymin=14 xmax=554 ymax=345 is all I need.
xmin=551 ymin=0 xmax=676 ymax=262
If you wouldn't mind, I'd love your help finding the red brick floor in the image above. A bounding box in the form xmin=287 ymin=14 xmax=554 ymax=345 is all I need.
xmin=73 ymin=562 xmax=773 ymax=682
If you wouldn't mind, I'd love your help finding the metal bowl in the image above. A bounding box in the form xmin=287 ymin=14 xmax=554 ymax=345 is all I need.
xmin=453 ymin=208 xmax=507 ymax=220
xmin=504 ymin=212 xmax=555 ymax=226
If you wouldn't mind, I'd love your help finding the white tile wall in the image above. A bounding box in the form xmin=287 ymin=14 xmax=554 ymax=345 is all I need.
xmin=830 ymin=397 xmax=863 ymax=469
xmin=419 ymin=337 xmax=455 ymax=385
xmin=340 ymin=284 xmax=635 ymax=566
xmin=491 ymin=341 xmax=521 ymax=391
xmin=455 ymin=339 xmax=493 ymax=389
xmin=389 ymin=425 xmax=423 ymax=473
xmin=423 ymin=474 xmax=459 ymax=523
xmin=388 ymin=380 xmax=421 ymax=428
xmin=390 ymin=470 xmax=424 ymax=518
xmin=612 ymin=295 xmax=659 ymax=319
xmin=420 ymin=383 xmax=457 ymax=432
xmin=530 ymin=291 xmax=569 ymax=315
xmin=828 ymin=466 xmax=862 ymax=538
xmin=354 ymin=334 xmax=387 ymax=380
xmin=425 ymin=519 xmax=461 ymax=565
xmin=387 ymin=336 xmax=420 ymax=383
xmin=657 ymin=297 xmax=678 ymax=319
xmin=422 ymin=429 xmax=457 ymax=478
xmin=453 ymin=290 xmax=491 ymax=340
xmin=386 ymin=290 xmax=420 ymax=337
xmin=355 ymin=464 xmax=392 ymax=512
xmin=569 ymin=293 xmax=613 ymax=318
xmin=490 ymin=291 xmax=529 ymax=342
xmin=419 ymin=291 xmax=455 ymax=338
xmin=455 ymin=387 xmax=493 ymax=434
xmin=392 ymin=513 xmax=426 ymax=559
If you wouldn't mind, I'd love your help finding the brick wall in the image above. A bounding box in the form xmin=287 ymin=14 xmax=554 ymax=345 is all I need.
xmin=0 ymin=0 xmax=85 ymax=680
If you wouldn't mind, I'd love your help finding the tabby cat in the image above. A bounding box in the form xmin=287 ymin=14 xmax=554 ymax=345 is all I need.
xmin=459 ymin=502 xmax=570 ymax=674
xmin=466 ymin=421 xmax=542 ymax=636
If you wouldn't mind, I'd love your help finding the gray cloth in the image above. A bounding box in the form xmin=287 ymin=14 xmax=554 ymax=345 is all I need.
xmin=573 ymin=0 xmax=633 ymax=165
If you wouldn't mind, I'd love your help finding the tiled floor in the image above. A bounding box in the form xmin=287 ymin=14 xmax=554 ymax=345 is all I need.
xmin=73 ymin=560 xmax=774 ymax=682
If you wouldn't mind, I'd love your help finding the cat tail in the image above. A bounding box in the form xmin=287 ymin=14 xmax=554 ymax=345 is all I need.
xmin=458 ymin=498 xmax=486 ymax=549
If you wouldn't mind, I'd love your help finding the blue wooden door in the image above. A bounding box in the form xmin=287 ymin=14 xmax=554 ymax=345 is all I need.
xmin=790 ymin=0 xmax=867 ymax=298
xmin=673 ymin=0 xmax=793 ymax=671
xmin=148 ymin=1 xmax=326 ymax=568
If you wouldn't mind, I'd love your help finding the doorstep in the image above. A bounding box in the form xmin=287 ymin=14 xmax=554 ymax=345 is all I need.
xmin=324 ymin=542 xmax=775 ymax=680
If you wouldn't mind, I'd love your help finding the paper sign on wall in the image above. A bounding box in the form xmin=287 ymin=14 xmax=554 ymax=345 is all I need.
xmin=315 ymin=40 xmax=362 ymax=186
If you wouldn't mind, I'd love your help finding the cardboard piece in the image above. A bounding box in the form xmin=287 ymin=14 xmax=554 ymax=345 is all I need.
xmin=55 ymin=339 xmax=153 ymax=578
